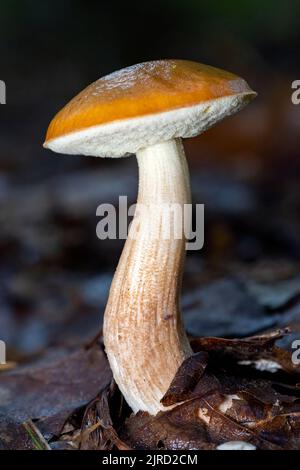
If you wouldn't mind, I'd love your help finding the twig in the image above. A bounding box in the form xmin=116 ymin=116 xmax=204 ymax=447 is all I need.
xmin=23 ymin=419 xmax=51 ymax=450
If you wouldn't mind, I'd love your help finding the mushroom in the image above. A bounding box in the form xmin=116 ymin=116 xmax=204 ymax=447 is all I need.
xmin=44 ymin=60 xmax=256 ymax=415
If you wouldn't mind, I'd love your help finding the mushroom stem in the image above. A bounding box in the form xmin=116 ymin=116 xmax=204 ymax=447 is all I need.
xmin=103 ymin=138 xmax=193 ymax=415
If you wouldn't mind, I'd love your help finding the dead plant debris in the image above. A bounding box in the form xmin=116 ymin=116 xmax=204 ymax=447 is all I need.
xmin=1 ymin=328 xmax=300 ymax=450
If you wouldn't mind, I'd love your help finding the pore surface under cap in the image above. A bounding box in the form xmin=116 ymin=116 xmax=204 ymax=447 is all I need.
xmin=44 ymin=60 xmax=255 ymax=158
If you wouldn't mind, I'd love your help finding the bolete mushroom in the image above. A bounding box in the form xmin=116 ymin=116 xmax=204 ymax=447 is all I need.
xmin=44 ymin=60 xmax=256 ymax=415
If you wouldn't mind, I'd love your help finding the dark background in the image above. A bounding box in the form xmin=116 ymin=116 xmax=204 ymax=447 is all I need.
xmin=1 ymin=0 xmax=300 ymax=365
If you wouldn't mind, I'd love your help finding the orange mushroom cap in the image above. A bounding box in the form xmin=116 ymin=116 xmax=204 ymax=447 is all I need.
xmin=44 ymin=60 xmax=256 ymax=158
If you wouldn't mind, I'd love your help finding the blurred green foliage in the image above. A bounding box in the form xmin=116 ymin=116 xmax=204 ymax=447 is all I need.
xmin=165 ymin=0 xmax=299 ymax=40
xmin=1 ymin=0 xmax=299 ymax=40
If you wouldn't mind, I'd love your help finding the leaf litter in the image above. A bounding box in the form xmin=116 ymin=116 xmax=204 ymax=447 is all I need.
xmin=1 ymin=326 xmax=300 ymax=450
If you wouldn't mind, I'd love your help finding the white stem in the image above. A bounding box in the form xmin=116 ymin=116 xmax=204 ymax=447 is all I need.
xmin=103 ymin=138 xmax=192 ymax=415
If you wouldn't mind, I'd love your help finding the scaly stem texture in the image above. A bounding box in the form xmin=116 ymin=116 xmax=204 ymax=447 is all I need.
xmin=103 ymin=139 xmax=192 ymax=415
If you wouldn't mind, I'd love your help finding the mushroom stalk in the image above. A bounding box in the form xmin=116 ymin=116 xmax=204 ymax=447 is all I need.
xmin=103 ymin=138 xmax=193 ymax=415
